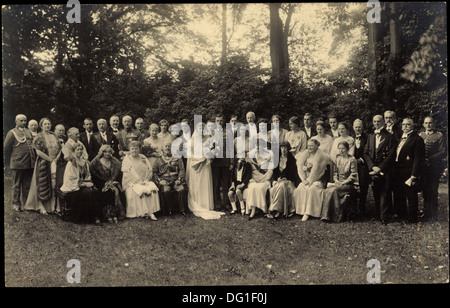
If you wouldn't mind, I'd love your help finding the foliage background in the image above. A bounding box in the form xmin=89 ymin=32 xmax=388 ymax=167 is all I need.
xmin=2 ymin=3 xmax=447 ymax=135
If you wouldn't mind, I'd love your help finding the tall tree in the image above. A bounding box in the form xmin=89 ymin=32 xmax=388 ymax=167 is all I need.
xmin=269 ymin=3 xmax=294 ymax=79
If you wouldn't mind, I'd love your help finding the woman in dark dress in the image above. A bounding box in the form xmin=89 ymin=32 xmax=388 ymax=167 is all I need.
xmin=90 ymin=144 xmax=125 ymax=223
xmin=60 ymin=143 xmax=103 ymax=224
xmin=267 ymin=141 xmax=300 ymax=219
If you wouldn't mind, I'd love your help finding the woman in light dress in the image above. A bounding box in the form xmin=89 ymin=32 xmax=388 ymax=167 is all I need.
xmin=330 ymin=122 xmax=355 ymax=162
xmin=321 ymin=141 xmax=359 ymax=222
xmin=285 ymin=116 xmax=308 ymax=157
xmin=122 ymin=141 xmax=160 ymax=220
xmin=157 ymin=119 xmax=174 ymax=146
xmin=143 ymin=123 xmax=163 ymax=166
xmin=310 ymin=121 xmax=333 ymax=154
xmin=186 ymin=122 xmax=224 ymax=220
xmin=293 ymin=139 xmax=330 ymax=221
xmin=24 ymin=117 xmax=62 ymax=215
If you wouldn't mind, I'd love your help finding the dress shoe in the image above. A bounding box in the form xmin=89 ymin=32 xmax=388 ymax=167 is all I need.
xmin=230 ymin=210 xmax=237 ymax=215
xmin=149 ymin=213 xmax=158 ymax=221
xmin=181 ymin=211 xmax=187 ymax=217
xmin=381 ymin=219 xmax=388 ymax=225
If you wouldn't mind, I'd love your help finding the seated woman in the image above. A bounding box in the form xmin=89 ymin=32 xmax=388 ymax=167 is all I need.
xmin=60 ymin=143 xmax=103 ymax=224
xmin=321 ymin=141 xmax=359 ymax=223
xmin=267 ymin=141 xmax=299 ymax=219
xmin=24 ymin=117 xmax=62 ymax=215
xmin=228 ymin=154 xmax=252 ymax=215
xmin=293 ymin=139 xmax=330 ymax=221
xmin=122 ymin=141 xmax=160 ymax=220
xmin=152 ymin=140 xmax=188 ymax=217
xmin=245 ymin=140 xmax=274 ymax=220
xmin=90 ymin=144 xmax=125 ymax=224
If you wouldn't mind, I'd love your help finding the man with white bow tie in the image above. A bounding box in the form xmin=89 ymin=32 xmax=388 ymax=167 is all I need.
xmin=391 ymin=118 xmax=425 ymax=223
xmin=419 ymin=116 xmax=446 ymax=221
xmin=363 ymin=115 xmax=396 ymax=224
xmin=80 ymin=118 xmax=99 ymax=161
xmin=353 ymin=119 xmax=369 ymax=219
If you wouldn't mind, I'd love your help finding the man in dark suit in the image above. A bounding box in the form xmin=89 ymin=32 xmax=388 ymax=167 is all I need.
xmin=363 ymin=115 xmax=396 ymax=224
xmin=211 ymin=115 xmax=234 ymax=211
xmin=419 ymin=116 xmax=447 ymax=221
xmin=353 ymin=119 xmax=369 ymax=219
xmin=108 ymin=115 xmax=121 ymax=136
xmin=117 ymin=115 xmax=143 ymax=158
xmin=384 ymin=110 xmax=402 ymax=142
xmin=135 ymin=117 xmax=150 ymax=139
xmin=93 ymin=118 xmax=120 ymax=159
xmin=301 ymin=113 xmax=317 ymax=140
xmin=325 ymin=115 xmax=340 ymax=139
xmin=391 ymin=118 xmax=426 ymax=223
xmin=54 ymin=124 xmax=67 ymax=146
xmin=211 ymin=115 xmax=233 ymax=211
xmin=79 ymin=118 xmax=99 ymax=161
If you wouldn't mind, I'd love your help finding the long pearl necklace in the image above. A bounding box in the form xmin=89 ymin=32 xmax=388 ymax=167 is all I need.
xmin=12 ymin=128 xmax=27 ymax=144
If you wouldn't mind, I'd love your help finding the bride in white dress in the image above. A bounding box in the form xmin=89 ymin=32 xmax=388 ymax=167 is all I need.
xmin=186 ymin=122 xmax=225 ymax=220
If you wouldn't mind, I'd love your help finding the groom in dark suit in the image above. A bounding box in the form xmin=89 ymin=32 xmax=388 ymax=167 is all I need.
xmin=391 ymin=118 xmax=425 ymax=223
xmin=80 ymin=118 xmax=99 ymax=161
xmin=363 ymin=114 xmax=396 ymax=224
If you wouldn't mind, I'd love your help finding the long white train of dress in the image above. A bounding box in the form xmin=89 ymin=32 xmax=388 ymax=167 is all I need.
xmin=186 ymin=157 xmax=224 ymax=220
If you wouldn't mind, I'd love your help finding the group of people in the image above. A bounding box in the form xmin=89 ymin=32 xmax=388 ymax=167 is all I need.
xmin=4 ymin=110 xmax=446 ymax=225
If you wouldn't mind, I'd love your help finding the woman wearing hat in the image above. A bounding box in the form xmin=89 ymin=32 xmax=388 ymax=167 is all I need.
xmin=267 ymin=141 xmax=299 ymax=219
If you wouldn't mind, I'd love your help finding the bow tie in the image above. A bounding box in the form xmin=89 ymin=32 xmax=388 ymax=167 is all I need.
xmin=374 ymin=131 xmax=381 ymax=135
xmin=355 ymin=135 xmax=362 ymax=140
xmin=401 ymin=134 xmax=409 ymax=140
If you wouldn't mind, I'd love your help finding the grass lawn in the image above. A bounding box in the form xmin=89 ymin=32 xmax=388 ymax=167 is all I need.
xmin=4 ymin=176 xmax=449 ymax=287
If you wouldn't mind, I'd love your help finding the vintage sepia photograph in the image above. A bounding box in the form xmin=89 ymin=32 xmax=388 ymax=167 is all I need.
xmin=3 ymin=1 xmax=448 ymax=294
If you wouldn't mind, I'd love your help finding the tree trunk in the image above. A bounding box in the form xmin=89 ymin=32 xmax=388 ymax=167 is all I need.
xmin=368 ymin=21 xmax=383 ymax=95
xmin=382 ymin=2 xmax=402 ymax=111
xmin=269 ymin=3 xmax=289 ymax=79
xmin=221 ymin=3 xmax=227 ymax=65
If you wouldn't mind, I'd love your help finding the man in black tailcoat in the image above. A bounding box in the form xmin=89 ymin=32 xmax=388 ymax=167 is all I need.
xmin=391 ymin=118 xmax=426 ymax=223
xmin=363 ymin=115 xmax=396 ymax=225
xmin=352 ymin=118 xmax=369 ymax=219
